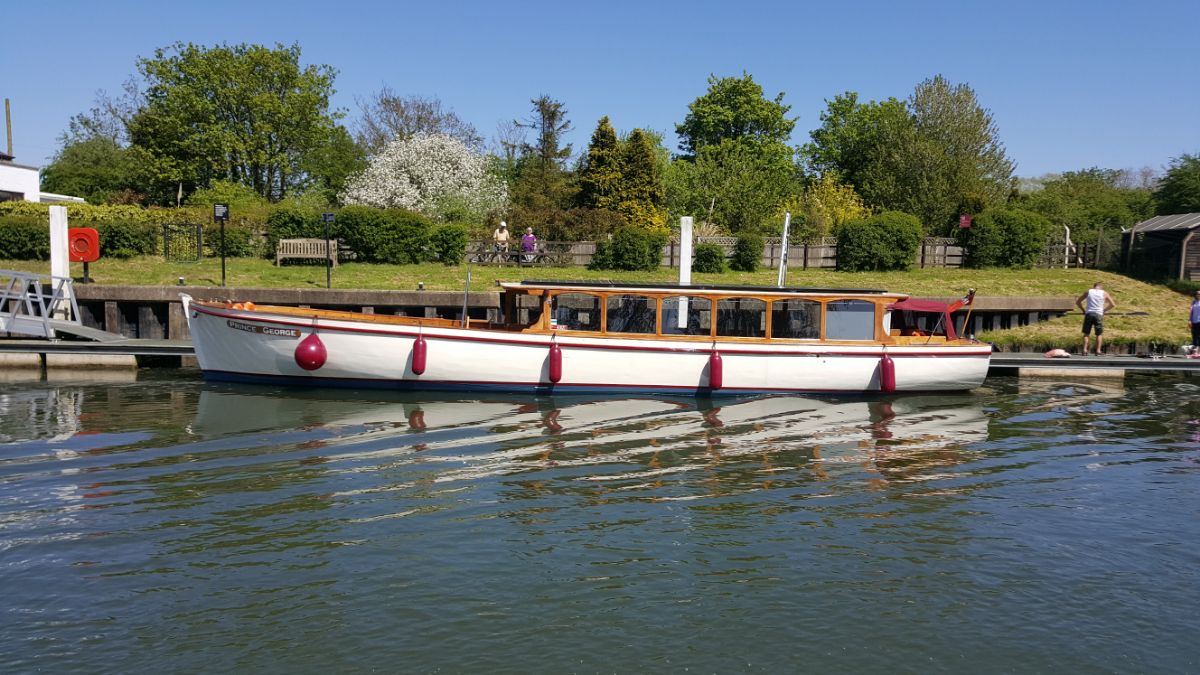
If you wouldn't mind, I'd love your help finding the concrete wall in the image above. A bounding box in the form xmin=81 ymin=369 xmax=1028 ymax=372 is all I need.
xmin=0 ymin=162 xmax=40 ymax=201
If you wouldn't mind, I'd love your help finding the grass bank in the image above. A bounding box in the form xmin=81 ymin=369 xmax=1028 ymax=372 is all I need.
xmin=1 ymin=257 xmax=1192 ymax=351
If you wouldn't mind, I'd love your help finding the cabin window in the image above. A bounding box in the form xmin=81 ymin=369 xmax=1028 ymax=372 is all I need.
xmin=716 ymin=298 xmax=766 ymax=338
xmin=606 ymin=295 xmax=657 ymax=334
xmin=662 ymin=296 xmax=712 ymax=336
xmin=771 ymin=299 xmax=820 ymax=339
xmin=506 ymin=292 xmax=543 ymax=326
xmin=551 ymin=293 xmax=602 ymax=331
xmin=825 ymin=299 xmax=876 ymax=340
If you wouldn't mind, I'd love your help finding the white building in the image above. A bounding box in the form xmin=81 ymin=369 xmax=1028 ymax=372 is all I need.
xmin=0 ymin=150 xmax=85 ymax=203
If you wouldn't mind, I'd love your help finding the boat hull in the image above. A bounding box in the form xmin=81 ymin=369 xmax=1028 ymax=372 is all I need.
xmin=185 ymin=302 xmax=991 ymax=395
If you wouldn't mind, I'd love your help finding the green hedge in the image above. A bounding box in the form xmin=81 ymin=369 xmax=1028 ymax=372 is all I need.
xmin=338 ymin=206 xmax=435 ymax=264
xmin=0 ymin=217 xmax=51 ymax=260
xmin=429 ymin=224 xmax=469 ymax=265
xmin=960 ymin=207 xmax=1053 ymax=269
xmin=835 ymin=211 xmax=922 ymax=272
xmin=95 ymin=222 xmax=159 ymax=258
xmin=692 ymin=242 xmax=726 ymax=273
xmin=589 ymin=227 xmax=667 ymax=271
xmin=730 ymin=233 xmax=762 ymax=272
xmin=265 ymin=206 xmax=323 ymax=257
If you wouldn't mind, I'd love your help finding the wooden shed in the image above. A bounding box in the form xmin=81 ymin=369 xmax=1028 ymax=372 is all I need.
xmin=1122 ymin=213 xmax=1200 ymax=280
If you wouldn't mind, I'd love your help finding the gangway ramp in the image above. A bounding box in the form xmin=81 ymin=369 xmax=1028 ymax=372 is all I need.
xmin=0 ymin=270 xmax=118 ymax=341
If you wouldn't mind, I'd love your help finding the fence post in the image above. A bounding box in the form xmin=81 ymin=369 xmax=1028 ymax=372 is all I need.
xmin=920 ymin=239 xmax=927 ymax=268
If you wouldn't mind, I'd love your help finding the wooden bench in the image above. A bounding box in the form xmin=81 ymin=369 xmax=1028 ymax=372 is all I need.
xmin=276 ymin=238 xmax=339 ymax=266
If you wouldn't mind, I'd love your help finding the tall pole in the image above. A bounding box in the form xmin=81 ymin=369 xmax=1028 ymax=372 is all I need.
xmin=5 ymin=98 xmax=12 ymax=156
xmin=776 ymin=212 xmax=791 ymax=287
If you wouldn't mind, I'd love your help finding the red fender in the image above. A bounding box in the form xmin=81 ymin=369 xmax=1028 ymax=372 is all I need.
xmin=549 ymin=342 xmax=562 ymax=383
xmin=879 ymin=352 xmax=896 ymax=393
xmin=294 ymin=332 xmax=327 ymax=371
xmin=412 ymin=334 xmax=427 ymax=375
xmin=708 ymin=351 xmax=723 ymax=390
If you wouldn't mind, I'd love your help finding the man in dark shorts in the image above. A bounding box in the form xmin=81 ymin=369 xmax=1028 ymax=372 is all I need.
xmin=1075 ymin=281 xmax=1115 ymax=355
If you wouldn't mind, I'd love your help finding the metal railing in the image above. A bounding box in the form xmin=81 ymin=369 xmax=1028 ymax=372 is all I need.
xmin=0 ymin=270 xmax=81 ymax=338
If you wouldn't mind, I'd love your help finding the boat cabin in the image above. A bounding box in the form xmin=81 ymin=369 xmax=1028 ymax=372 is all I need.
xmin=498 ymin=281 xmax=969 ymax=344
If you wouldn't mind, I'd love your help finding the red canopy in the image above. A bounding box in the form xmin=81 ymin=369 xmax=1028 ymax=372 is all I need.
xmin=887 ymin=299 xmax=951 ymax=313
xmin=887 ymin=298 xmax=959 ymax=340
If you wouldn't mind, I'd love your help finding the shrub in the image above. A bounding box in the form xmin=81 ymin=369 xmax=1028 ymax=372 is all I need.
xmin=429 ymin=223 xmax=469 ymax=265
xmin=589 ymin=227 xmax=667 ymax=271
xmin=97 ymin=221 xmax=159 ymax=258
xmin=265 ymin=206 xmax=322 ymax=256
xmin=692 ymin=242 xmax=726 ymax=273
xmin=960 ymin=207 xmax=1053 ymax=269
xmin=730 ymin=232 xmax=763 ymax=272
xmin=0 ymin=217 xmax=51 ymax=260
xmin=835 ymin=211 xmax=922 ymax=272
xmin=338 ymin=206 xmax=434 ymax=264
xmin=185 ymin=180 xmax=269 ymax=210
xmin=203 ymin=223 xmax=260 ymax=258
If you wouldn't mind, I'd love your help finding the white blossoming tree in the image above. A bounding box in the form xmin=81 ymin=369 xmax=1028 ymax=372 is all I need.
xmin=341 ymin=133 xmax=507 ymax=222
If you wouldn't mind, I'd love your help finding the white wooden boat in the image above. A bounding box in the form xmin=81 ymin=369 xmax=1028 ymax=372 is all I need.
xmin=182 ymin=281 xmax=990 ymax=394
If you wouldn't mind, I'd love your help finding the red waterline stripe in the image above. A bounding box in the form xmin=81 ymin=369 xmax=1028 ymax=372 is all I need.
xmin=192 ymin=305 xmax=993 ymax=358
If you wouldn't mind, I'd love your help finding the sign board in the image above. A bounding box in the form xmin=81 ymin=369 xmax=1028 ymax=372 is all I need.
xmin=214 ymin=203 xmax=230 ymax=222
xmin=959 ymin=214 xmax=973 ymax=229
xmin=321 ymin=212 xmax=335 ymax=223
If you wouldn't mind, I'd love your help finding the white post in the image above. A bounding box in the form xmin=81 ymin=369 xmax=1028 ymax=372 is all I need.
xmin=49 ymin=205 xmax=71 ymax=318
xmin=1063 ymin=225 xmax=1071 ymax=269
xmin=776 ymin=212 xmax=791 ymax=287
xmin=679 ymin=216 xmax=693 ymax=285
xmin=677 ymin=216 xmax=693 ymax=330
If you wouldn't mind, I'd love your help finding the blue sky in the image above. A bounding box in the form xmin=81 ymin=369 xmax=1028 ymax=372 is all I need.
xmin=3 ymin=0 xmax=1197 ymax=178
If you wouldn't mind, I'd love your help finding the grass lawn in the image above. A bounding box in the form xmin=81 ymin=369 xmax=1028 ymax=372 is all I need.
xmin=1 ymin=257 xmax=1193 ymax=351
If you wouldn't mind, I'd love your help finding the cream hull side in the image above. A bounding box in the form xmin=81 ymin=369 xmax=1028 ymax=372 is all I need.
xmin=185 ymin=302 xmax=991 ymax=394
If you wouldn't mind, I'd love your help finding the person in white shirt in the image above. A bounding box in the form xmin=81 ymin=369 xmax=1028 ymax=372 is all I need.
xmin=1075 ymin=281 xmax=1116 ymax=355
xmin=492 ymin=221 xmax=510 ymax=253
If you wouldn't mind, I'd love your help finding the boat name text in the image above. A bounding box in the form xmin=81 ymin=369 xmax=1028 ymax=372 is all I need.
xmin=227 ymin=320 xmax=301 ymax=338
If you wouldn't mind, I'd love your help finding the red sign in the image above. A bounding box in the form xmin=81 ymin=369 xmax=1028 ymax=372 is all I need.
xmin=959 ymin=214 xmax=973 ymax=229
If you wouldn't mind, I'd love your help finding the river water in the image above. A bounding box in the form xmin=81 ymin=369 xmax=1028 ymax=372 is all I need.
xmin=1 ymin=371 xmax=1197 ymax=673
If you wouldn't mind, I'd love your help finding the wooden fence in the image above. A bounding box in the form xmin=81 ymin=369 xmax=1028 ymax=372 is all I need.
xmin=466 ymin=238 xmax=1089 ymax=270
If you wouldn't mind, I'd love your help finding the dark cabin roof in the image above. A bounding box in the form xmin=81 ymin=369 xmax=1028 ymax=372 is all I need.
xmin=1132 ymin=213 xmax=1200 ymax=233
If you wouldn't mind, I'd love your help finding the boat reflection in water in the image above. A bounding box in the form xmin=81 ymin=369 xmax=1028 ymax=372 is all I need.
xmin=191 ymin=385 xmax=990 ymax=492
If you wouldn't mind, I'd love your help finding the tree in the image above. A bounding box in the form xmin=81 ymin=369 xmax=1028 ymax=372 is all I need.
xmin=341 ymin=133 xmax=507 ymax=223
xmin=577 ymin=116 xmax=621 ymax=210
xmin=776 ymin=175 xmax=870 ymax=241
xmin=301 ymin=125 xmax=367 ymax=206
xmin=670 ymin=74 xmax=799 ymax=233
xmin=1154 ymin=153 xmax=1200 ymax=214
xmin=127 ymin=42 xmax=343 ymax=203
xmin=861 ymin=76 xmax=1014 ymax=233
xmin=40 ymin=137 xmax=139 ymax=204
xmin=509 ymin=96 xmax=576 ymax=225
xmin=675 ymin=73 xmax=795 ymax=158
xmin=802 ymin=78 xmax=1015 ymax=234
xmin=800 ymin=92 xmax=908 ymax=187
xmin=354 ymin=88 xmax=482 ymax=155
xmin=668 ymin=140 xmax=798 ymax=233
xmin=613 ymin=129 xmax=667 ymax=230
xmin=1020 ymin=168 xmax=1153 ymax=266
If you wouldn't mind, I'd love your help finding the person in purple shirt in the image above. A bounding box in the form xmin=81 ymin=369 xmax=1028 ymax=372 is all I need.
xmin=1190 ymin=290 xmax=1200 ymax=350
xmin=520 ymin=227 xmax=537 ymax=263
